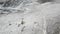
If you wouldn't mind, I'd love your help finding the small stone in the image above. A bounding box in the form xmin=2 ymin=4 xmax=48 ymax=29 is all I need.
xmin=21 ymin=21 xmax=24 ymax=25
xmin=9 ymin=24 xmax=12 ymax=26
xmin=21 ymin=18 xmax=25 ymax=25
xmin=18 ymin=24 xmax=20 ymax=27
xmin=21 ymin=26 xmax=25 ymax=32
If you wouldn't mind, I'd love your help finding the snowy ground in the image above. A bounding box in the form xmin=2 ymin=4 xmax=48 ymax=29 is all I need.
xmin=0 ymin=0 xmax=60 ymax=34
